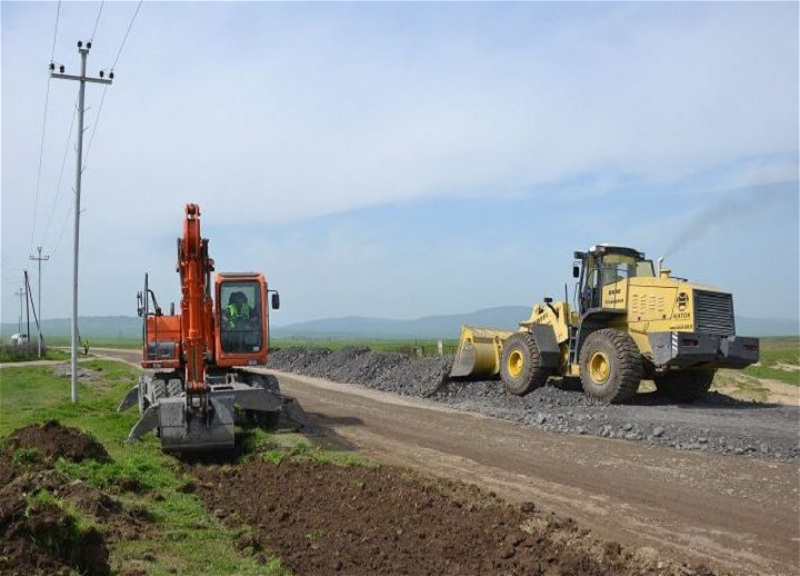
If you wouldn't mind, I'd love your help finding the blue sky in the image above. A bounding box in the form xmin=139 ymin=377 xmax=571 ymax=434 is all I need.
xmin=2 ymin=1 xmax=798 ymax=327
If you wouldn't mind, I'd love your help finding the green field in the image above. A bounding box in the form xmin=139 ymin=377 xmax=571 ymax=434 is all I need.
xmin=0 ymin=360 xmax=301 ymax=575
xmin=742 ymin=336 xmax=800 ymax=387
xmin=44 ymin=336 xmax=141 ymax=350
xmin=271 ymin=337 xmax=460 ymax=357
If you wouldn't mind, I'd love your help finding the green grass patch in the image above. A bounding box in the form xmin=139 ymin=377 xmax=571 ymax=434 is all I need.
xmin=742 ymin=336 xmax=800 ymax=386
xmin=0 ymin=360 xmax=292 ymax=576
xmin=258 ymin=436 xmax=379 ymax=469
xmin=0 ymin=346 xmax=70 ymax=363
xmin=271 ymin=337 xmax=460 ymax=357
xmin=44 ymin=337 xmax=141 ymax=349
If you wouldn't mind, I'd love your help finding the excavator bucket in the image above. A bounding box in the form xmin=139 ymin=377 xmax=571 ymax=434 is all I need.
xmin=119 ymin=376 xmax=315 ymax=451
xmin=449 ymin=325 xmax=513 ymax=379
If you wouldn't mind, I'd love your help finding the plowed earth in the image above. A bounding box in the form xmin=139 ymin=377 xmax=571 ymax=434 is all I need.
xmin=0 ymin=421 xmax=151 ymax=576
xmin=187 ymin=459 xmax=719 ymax=576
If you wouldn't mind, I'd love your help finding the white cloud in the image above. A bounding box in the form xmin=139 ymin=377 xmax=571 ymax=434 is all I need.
xmin=2 ymin=2 xmax=797 ymax=324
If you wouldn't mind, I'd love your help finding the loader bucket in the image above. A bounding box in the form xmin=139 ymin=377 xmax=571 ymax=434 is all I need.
xmin=449 ymin=325 xmax=513 ymax=379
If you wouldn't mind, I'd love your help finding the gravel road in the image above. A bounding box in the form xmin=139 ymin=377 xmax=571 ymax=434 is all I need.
xmin=268 ymin=346 xmax=800 ymax=462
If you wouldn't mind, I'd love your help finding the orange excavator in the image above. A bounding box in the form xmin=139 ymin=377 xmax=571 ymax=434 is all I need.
xmin=119 ymin=203 xmax=312 ymax=451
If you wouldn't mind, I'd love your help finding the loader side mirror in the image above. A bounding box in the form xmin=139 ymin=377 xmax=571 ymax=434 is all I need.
xmin=170 ymin=302 xmax=175 ymax=316
xmin=573 ymin=265 xmax=580 ymax=278
xmin=271 ymin=292 xmax=280 ymax=310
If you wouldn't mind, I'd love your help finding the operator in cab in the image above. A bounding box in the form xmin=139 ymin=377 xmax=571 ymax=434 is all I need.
xmin=223 ymin=291 xmax=255 ymax=329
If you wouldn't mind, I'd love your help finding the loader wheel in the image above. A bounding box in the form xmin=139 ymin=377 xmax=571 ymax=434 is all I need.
xmin=246 ymin=374 xmax=280 ymax=428
xmin=500 ymin=332 xmax=551 ymax=396
xmin=579 ymin=329 xmax=641 ymax=404
xmin=654 ymin=369 xmax=715 ymax=403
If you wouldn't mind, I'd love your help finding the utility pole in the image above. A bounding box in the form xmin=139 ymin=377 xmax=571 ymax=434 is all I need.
xmin=24 ymin=272 xmax=43 ymax=359
xmin=13 ymin=287 xmax=24 ymax=334
xmin=23 ymin=270 xmax=31 ymax=346
xmin=51 ymin=41 xmax=112 ymax=403
xmin=30 ymin=247 xmax=50 ymax=357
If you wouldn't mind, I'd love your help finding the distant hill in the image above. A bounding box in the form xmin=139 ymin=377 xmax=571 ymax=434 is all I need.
xmin=273 ymin=306 xmax=530 ymax=339
xmin=736 ymin=316 xmax=799 ymax=338
xmin=1 ymin=308 xmax=796 ymax=342
xmin=0 ymin=316 xmax=141 ymax=341
xmin=274 ymin=308 xmax=798 ymax=339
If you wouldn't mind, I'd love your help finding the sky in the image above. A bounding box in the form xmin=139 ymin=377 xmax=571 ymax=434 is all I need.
xmin=1 ymin=1 xmax=798 ymax=328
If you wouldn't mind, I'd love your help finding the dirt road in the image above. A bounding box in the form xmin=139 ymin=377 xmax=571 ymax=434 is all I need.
xmin=95 ymin=349 xmax=799 ymax=575
xmin=271 ymin=372 xmax=799 ymax=576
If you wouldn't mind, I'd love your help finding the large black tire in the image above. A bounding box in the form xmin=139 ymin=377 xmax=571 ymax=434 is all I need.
xmin=150 ymin=379 xmax=166 ymax=438
xmin=245 ymin=373 xmax=281 ymax=428
xmin=654 ymin=369 xmax=715 ymax=403
xmin=500 ymin=332 xmax=551 ymax=396
xmin=167 ymin=378 xmax=183 ymax=397
xmin=150 ymin=379 xmax=166 ymax=402
xmin=579 ymin=329 xmax=641 ymax=403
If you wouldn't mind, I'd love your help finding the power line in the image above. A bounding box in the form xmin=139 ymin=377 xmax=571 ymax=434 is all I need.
xmin=90 ymin=1 xmax=105 ymax=41
xmin=41 ymin=91 xmax=78 ymax=250
xmin=29 ymin=0 xmax=63 ymax=258
xmin=50 ymin=0 xmax=62 ymax=62
xmin=51 ymin=203 xmax=74 ymax=258
xmin=85 ymin=0 xmax=143 ymax=170
xmin=111 ymin=0 xmax=143 ymax=71
xmin=83 ymin=85 xmax=108 ymax=166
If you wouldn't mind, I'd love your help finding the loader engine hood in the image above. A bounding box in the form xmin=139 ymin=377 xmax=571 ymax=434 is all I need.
xmin=617 ymin=277 xmax=735 ymax=336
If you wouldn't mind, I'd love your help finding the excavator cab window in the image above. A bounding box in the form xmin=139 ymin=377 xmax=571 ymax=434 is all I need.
xmin=219 ymin=281 xmax=262 ymax=353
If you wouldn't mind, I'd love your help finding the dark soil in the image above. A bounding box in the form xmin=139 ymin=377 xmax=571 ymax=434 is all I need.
xmin=0 ymin=421 xmax=149 ymax=576
xmin=5 ymin=419 xmax=110 ymax=463
xmin=188 ymin=458 xmax=722 ymax=576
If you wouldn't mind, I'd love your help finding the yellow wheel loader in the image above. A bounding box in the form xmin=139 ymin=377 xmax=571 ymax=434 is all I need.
xmin=450 ymin=245 xmax=759 ymax=403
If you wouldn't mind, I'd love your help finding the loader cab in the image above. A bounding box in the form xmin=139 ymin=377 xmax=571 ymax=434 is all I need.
xmin=575 ymin=245 xmax=654 ymax=314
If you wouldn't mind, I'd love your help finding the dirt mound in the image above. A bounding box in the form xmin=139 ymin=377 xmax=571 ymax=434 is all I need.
xmin=0 ymin=422 xmax=148 ymax=576
xmin=5 ymin=420 xmax=110 ymax=463
xmin=188 ymin=459 xmax=714 ymax=576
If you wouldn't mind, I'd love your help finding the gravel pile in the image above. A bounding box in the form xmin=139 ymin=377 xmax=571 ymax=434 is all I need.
xmin=269 ymin=347 xmax=800 ymax=462
xmin=269 ymin=347 xmax=451 ymax=398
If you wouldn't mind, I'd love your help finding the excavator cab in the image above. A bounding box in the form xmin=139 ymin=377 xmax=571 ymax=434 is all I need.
xmin=215 ymin=273 xmax=277 ymax=367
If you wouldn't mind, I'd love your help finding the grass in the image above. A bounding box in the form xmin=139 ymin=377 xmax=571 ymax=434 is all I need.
xmin=742 ymin=336 xmax=800 ymax=387
xmin=0 ymin=346 xmax=70 ymax=363
xmin=271 ymin=336 xmax=460 ymax=357
xmin=0 ymin=359 xmax=294 ymax=576
xmin=44 ymin=336 xmax=141 ymax=349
